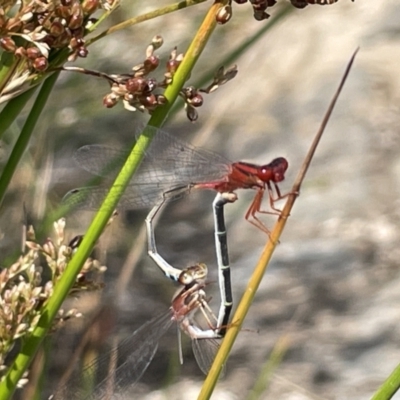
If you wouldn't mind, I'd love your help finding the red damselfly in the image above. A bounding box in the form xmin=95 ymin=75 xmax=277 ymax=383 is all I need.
xmin=63 ymin=126 xmax=288 ymax=233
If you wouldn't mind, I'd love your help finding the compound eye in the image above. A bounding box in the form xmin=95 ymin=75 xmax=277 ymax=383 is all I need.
xmin=271 ymin=158 xmax=289 ymax=182
xmin=178 ymin=271 xmax=194 ymax=285
xmin=257 ymin=166 xmax=273 ymax=182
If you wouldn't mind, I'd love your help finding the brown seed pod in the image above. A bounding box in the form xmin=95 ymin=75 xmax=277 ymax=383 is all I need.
xmin=126 ymin=77 xmax=147 ymax=94
xmin=143 ymin=55 xmax=159 ymax=73
xmin=139 ymin=93 xmax=158 ymax=108
xmin=103 ymin=93 xmax=119 ymax=108
xmin=56 ymin=5 xmax=71 ymax=19
xmin=166 ymin=59 xmax=181 ymax=76
xmin=68 ymin=12 xmax=84 ymax=30
xmin=0 ymin=37 xmax=16 ymax=53
xmin=68 ymin=1 xmax=84 ymax=30
xmin=216 ymin=5 xmax=232 ymax=24
xmin=82 ymin=0 xmax=100 ymax=14
xmin=68 ymin=35 xmax=84 ymax=50
xmin=26 ymin=47 xmax=42 ymax=60
xmin=32 ymin=57 xmax=48 ymax=71
xmin=189 ymin=94 xmax=203 ymax=108
xmin=50 ymin=20 xmax=66 ymax=37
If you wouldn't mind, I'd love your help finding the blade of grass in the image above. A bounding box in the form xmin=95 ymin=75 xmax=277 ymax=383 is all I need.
xmin=0 ymin=72 xmax=59 ymax=209
xmin=370 ymin=363 xmax=400 ymax=400
xmin=0 ymin=86 xmax=37 ymax=139
xmin=246 ymin=334 xmax=291 ymax=400
xmin=0 ymin=52 xmax=19 ymax=94
xmin=0 ymin=2 xmax=229 ymax=398
xmin=197 ymin=48 xmax=359 ymax=400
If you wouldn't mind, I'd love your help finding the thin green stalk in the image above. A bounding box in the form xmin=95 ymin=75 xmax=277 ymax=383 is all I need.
xmin=246 ymin=334 xmax=290 ymax=400
xmin=0 ymin=72 xmax=59 ymax=209
xmin=371 ymin=364 xmax=400 ymax=400
xmin=0 ymin=52 xmax=19 ymax=94
xmin=0 ymin=2 xmax=227 ymax=398
xmin=0 ymin=86 xmax=37 ymax=139
xmin=87 ymin=0 xmax=208 ymax=46
xmin=85 ymin=0 xmax=119 ymax=34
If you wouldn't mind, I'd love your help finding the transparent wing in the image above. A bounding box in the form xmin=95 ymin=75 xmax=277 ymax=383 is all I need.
xmin=191 ymin=337 xmax=223 ymax=376
xmin=62 ymin=183 xmax=174 ymax=211
xmin=74 ymin=126 xmax=231 ymax=184
xmin=66 ymin=126 xmax=231 ymax=211
xmin=51 ymin=312 xmax=173 ymax=400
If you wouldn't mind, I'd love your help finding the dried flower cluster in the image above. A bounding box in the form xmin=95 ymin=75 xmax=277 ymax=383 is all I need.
xmin=63 ymin=35 xmax=238 ymax=121
xmin=217 ymin=0 xmax=346 ymax=23
xmin=0 ymin=219 xmax=106 ymax=380
xmin=0 ymin=0 xmax=115 ymax=71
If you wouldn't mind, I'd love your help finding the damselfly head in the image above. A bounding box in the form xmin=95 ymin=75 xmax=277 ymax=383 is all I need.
xmin=258 ymin=157 xmax=288 ymax=183
xmin=178 ymin=263 xmax=208 ymax=285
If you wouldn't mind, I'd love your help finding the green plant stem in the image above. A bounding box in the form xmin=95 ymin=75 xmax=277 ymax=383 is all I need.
xmin=0 ymin=52 xmax=19 ymax=95
xmin=371 ymin=364 xmax=400 ymax=400
xmin=85 ymin=0 xmax=119 ymax=34
xmin=87 ymin=0 xmax=208 ymax=46
xmin=0 ymin=72 xmax=59 ymax=209
xmin=0 ymin=86 xmax=37 ymax=139
xmin=0 ymin=2 xmax=227 ymax=398
xmin=246 ymin=334 xmax=290 ymax=400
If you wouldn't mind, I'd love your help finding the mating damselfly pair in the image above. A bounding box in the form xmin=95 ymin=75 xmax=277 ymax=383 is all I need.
xmin=49 ymin=48 xmax=357 ymax=399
